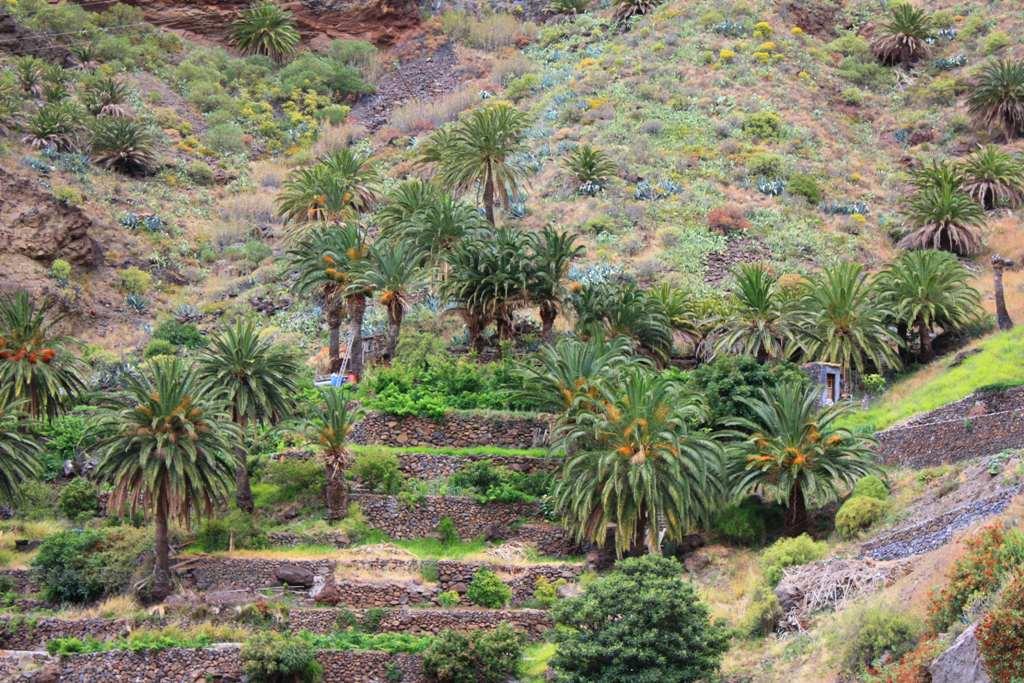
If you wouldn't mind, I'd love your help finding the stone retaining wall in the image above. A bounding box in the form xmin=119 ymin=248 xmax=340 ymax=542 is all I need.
xmin=876 ymin=408 xmax=1024 ymax=468
xmin=396 ymin=452 xmax=559 ymax=479
xmin=0 ymin=569 xmax=36 ymax=594
xmin=436 ymin=560 xmax=582 ymax=604
xmin=511 ymin=522 xmax=579 ymax=558
xmin=290 ymin=607 xmax=552 ymax=638
xmin=0 ymin=617 xmax=130 ymax=650
xmin=353 ymin=493 xmax=540 ymax=540
xmin=352 ymin=411 xmax=551 ymax=448
xmin=177 ymin=557 xmax=335 ymax=591
xmin=0 ymin=646 xmax=425 ymax=683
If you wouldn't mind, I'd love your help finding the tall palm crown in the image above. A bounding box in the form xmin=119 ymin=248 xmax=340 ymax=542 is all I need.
xmin=308 ymin=388 xmax=364 ymax=519
xmin=353 ymin=242 xmax=425 ymax=362
xmin=795 ymin=262 xmax=901 ymax=385
xmin=434 ymin=104 xmax=530 ymax=225
xmin=384 ymin=192 xmax=486 ymax=269
xmin=959 ymin=145 xmax=1024 ymax=209
xmin=0 ymin=291 xmax=86 ymax=418
xmin=875 ymin=250 xmax=982 ymax=362
xmin=571 ymin=281 xmax=673 ymax=363
xmin=727 ymin=383 xmax=879 ymax=531
xmin=870 ymin=3 xmax=932 ymax=66
xmin=968 ymin=59 xmax=1024 ymax=140
xmin=555 ymin=369 xmax=723 ymax=557
xmin=376 ymin=179 xmax=439 ymax=234
xmin=714 ymin=264 xmax=794 ymax=363
xmin=231 ymin=1 xmax=300 ymax=63
xmin=527 ymin=227 xmax=585 ymax=339
xmin=95 ymin=358 xmax=238 ymax=598
xmin=0 ymin=394 xmax=41 ymax=503
xmin=900 ymin=179 xmax=987 ymax=255
xmin=277 ymin=149 xmax=382 ymax=230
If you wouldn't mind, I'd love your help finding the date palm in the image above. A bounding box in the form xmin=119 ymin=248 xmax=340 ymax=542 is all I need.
xmin=875 ymin=250 xmax=982 ymax=363
xmin=435 ymin=104 xmax=530 ymax=225
xmin=714 ymin=264 xmax=795 ymax=363
xmin=277 ymin=149 xmax=382 ymax=232
xmin=959 ymin=145 xmax=1024 ymax=209
xmin=555 ymin=369 xmax=723 ymax=556
xmin=90 ymin=118 xmax=157 ymax=176
xmin=727 ymin=383 xmax=879 ymax=532
xmin=81 ymin=75 xmax=132 ymax=118
xmin=794 ymin=262 xmax=901 ymax=387
xmin=563 ymin=144 xmax=617 ymax=195
xmin=968 ymin=59 xmax=1024 ymax=140
xmin=571 ymin=281 xmax=673 ymax=363
xmin=0 ymin=291 xmax=86 ymax=419
xmin=376 ymin=179 xmax=439 ymax=235
xmin=384 ymin=192 xmax=487 ymax=270
xmin=871 ymin=3 xmax=933 ymax=66
xmin=0 ymin=395 xmax=41 ymax=504
xmin=527 ymin=227 xmax=585 ymax=340
xmin=900 ymin=175 xmax=987 ymax=255
xmin=231 ymin=1 xmax=300 ymax=63
xmin=353 ymin=241 xmax=424 ymax=363
xmin=95 ymin=358 xmax=238 ymax=599
xmin=197 ymin=320 xmax=300 ymax=513
xmin=307 ymin=388 xmax=364 ymax=520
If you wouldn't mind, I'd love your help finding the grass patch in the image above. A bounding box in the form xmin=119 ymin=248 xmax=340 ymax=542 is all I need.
xmin=387 ymin=537 xmax=489 ymax=560
xmin=842 ymin=327 xmax=1024 ymax=431
xmin=519 ymin=642 xmax=557 ymax=681
xmin=350 ymin=445 xmax=556 ymax=459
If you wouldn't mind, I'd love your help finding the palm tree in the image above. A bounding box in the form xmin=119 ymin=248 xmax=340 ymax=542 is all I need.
xmin=795 ymin=262 xmax=901 ymax=387
xmin=90 ymin=118 xmax=157 ymax=176
xmin=727 ymin=383 xmax=879 ymax=532
xmin=992 ymin=254 xmax=1015 ymax=331
xmin=875 ymin=250 xmax=982 ymax=362
xmin=959 ymin=145 xmax=1024 ymax=209
xmin=385 ymin=192 xmax=487 ymax=270
xmin=0 ymin=394 xmax=41 ymax=504
xmin=277 ymin=149 xmax=382 ymax=231
xmin=376 ymin=179 xmax=439 ymax=235
xmin=527 ymin=227 xmax=585 ymax=340
xmin=647 ymin=283 xmax=710 ymax=358
xmin=435 ymin=104 xmax=530 ymax=225
xmin=900 ymin=178 xmax=987 ymax=255
xmin=0 ymin=291 xmax=86 ymax=419
xmin=613 ymin=0 xmax=662 ymax=25
xmin=968 ymin=59 xmax=1024 ymax=140
xmin=714 ymin=264 xmax=795 ymax=363
xmin=563 ymin=144 xmax=617 ymax=196
xmin=231 ymin=0 xmax=300 ymax=63
xmin=307 ymin=388 xmax=364 ymax=520
xmin=197 ymin=320 xmax=300 ymax=513
xmin=571 ymin=281 xmax=673 ymax=363
xmin=96 ymin=358 xmax=238 ymax=599
xmin=289 ymin=224 xmax=370 ymax=374
xmin=353 ymin=242 xmax=424 ymax=363
xmin=555 ymin=369 xmax=723 ymax=556
xmin=870 ymin=3 xmax=933 ymax=66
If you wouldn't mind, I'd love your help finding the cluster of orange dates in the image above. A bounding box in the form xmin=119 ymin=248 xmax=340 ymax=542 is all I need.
xmin=0 ymin=339 xmax=56 ymax=364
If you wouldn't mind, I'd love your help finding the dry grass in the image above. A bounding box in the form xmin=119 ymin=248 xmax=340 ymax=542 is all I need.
xmin=313 ymin=122 xmax=369 ymax=157
xmin=217 ymin=194 xmax=279 ymax=228
xmin=440 ymin=11 xmax=537 ymax=51
xmin=490 ymin=50 xmax=535 ymax=86
xmin=390 ymin=86 xmax=481 ymax=134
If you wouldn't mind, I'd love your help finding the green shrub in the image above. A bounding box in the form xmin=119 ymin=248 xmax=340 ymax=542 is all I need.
xmin=504 ymin=73 xmax=540 ymax=102
xmin=761 ymin=534 xmax=827 ymax=586
xmin=41 ymin=413 xmax=91 ymax=480
xmin=466 ymin=569 xmax=511 ymax=608
xmin=422 ymin=624 xmax=524 ymax=683
xmin=437 ymin=516 xmax=460 ymax=546
xmin=740 ymin=583 xmax=782 ymax=637
xmin=712 ymin=499 xmax=767 ymax=545
xmin=747 ymin=152 xmax=786 ymax=178
xmin=835 ymin=496 xmax=887 ymax=539
xmin=241 ymin=239 xmax=272 ymax=265
xmin=551 ymin=555 xmax=729 ymax=682
xmin=186 ymin=161 xmax=215 ymax=186
xmin=742 ymin=111 xmax=783 ymax=140
xmin=15 ymin=480 xmax=59 ymax=519
xmin=194 ymin=511 xmax=268 ymax=552
xmin=337 ymin=503 xmax=381 ymax=544
xmin=258 ymin=459 xmax=325 ymax=506
xmin=117 ymin=267 xmax=152 ymax=296
xmin=58 ymin=478 xmax=99 ymax=521
xmin=315 ymin=104 xmax=349 ymax=125
xmin=983 ymin=30 xmax=1011 ymax=55
xmin=32 ymin=527 xmax=150 ymax=604
xmin=152 ymin=320 xmax=205 ymax=349
xmin=143 ymin=338 xmax=177 ymax=359
xmin=530 ymin=575 xmax=563 ymax=608
xmin=448 ymin=460 xmax=552 ymax=504
xmin=837 ymin=604 xmax=920 ymax=675
xmin=827 ymin=33 xmax=872 ymax=59
xmin=788 ymin=173 xmax=822 ymax=204
xmin=683 ymin=356 xmax=810 ymax=426
xmin=438 ymin=590 xmax=460 ymax=607
xmin=49 ymin=259 xmax=71 ymax=285
xmin=204 ymin=122 xmax=247 ymax=156
xmin=852 ymin=475 xmax=888 ymax=501
xmin=241 ymin=631 xmax=323 ymax=683
xmin=928 ymin=525 xmax=1015 ymax=632
xmin=837 ymin=57 xmax=893 ymax=89
xmin=351 ymin=451 xmax=403 ymax=494
xmin=277 ymin=50 xmax=374 ymax=99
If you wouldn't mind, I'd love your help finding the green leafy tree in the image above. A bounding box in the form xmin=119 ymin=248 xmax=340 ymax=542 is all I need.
xmin=0 ymin=291 xmax=86 ymax=419
xmin=526 ymin=227 xmax=584 ymax=339
xmin=555 ymin=369 xmax=723 ymax=556
xmin=277 ymin=149 xmax=382 ymax=230
xmin=197 ymin=320 xmax=300 ymax=513
xmin=959 ymin=145 xmax=1024 ymax=209
xmin=432 ymin=104 xmax=530 ymax=225
xmin=90 ymin=118 xmax=157 ymax=176
xmin=875 ymin=250 xmax=982 ymax=362
xmin=714 ymin=264 xmax=796 ymax=362
xmin=352 ymin=241 xmax=424 ymax=363
xmin=551 ymin=555 xmax=729 ymax=682
xmin=0 ymin=394 xmax=40 ymax=503
xmin=231 ymin=1 xmax=301 ymax=63
xmin=870 ymin=3 xmax=933 ymax=66
xmin=968 ymin=59 xmax=1024 ymax=140
xmin=307 ymin=388 xmax=364 ymax=520
xmin=727 ymin=383 xmax=879 ymax=532
xmin=95 ymin=358 xmax=238 ymax=599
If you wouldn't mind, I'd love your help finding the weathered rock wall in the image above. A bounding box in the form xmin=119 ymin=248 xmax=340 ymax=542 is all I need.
xmin=877 ymin=409 xmax=1024 ymax=468
xmin=353 ymin=493 xmax=540 ymax=540
xmin=351 ymin=411 xmax=551 ymax=449
xmin=435 ymin=560 xmax=582 ymax=603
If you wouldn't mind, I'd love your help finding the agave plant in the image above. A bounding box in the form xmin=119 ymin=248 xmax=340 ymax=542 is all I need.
xmin=900 ymin=179 xmax=987 ymax=255
xmin=90 ymin=118 xmax=158 ymax=175
xmin=871 ymin=4 xmax=933 ymax=66
xmin=613 ymin=0 xmax=663 ymax=25
xmin=968 ymin=59 xmax=1024 ymax=140
xmin=563 ymin=144 xmax=617 ymax=196
xmin=81 ymin=76 xmax=132 ymax=118
xmin=959 ymin=145 xmax=1024 ymax=209
xmin=231 ymin=1 xmax=301 ymax=63
xmin=22 ymin=101 xmax=81 ymax=151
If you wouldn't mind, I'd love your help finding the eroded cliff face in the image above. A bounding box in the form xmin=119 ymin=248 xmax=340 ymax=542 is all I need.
xmin=77 ymin=0 xmax=421 ymax=46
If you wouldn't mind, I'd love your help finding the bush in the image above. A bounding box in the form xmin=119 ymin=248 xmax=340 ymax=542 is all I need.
xmin=241 ymin=631 xmax=322 ymax=683
xmin=152 ymin=320 xmax=205 ymax=349
xmin=747 ymin=152 xmax=786 ymax=178
xmin=977 ymin=571 xmax=1024 ymax=683
xmin=852 ymin=475 xmax=888 ymax=501
xmin=706 ymin=204 xmax=750 ymax=234
xmin=761 ymin=534 xmax=828 ymax=586
xmin=258 ymin=459 xmax=325 ymax=506
xmin=186 ymin=161 xmax=215 ymax=186
xmin=684 ymin=356 xmax=810 ymax=427
xmin=742 ymin=111 xmax=783 ymax=140
xmin=32 ymin=527 xmax=150 ymax=604
xmin=788 ymin=173 xmax=822 ymax=204
xmin=194 ymin=511 xmax=268 ymax=552
xmin=551 ymin=556 xmax=729 ymax=682
xmin=835 ymin=496 xmax=887 ymax=539
xmin=928 ymin=525 xmax=1014 ymax=632
xmin=58 ymin=477 xmax=99 ymax=521
xmin=117 ymin=267 xmax=152 ymax=296
xmin=712 ymin=499 xmax=767 ymax=545
xmin=466 ymin=569 xmax=511 ymax=608
xmin=41 ymin=413 xmax=91 ymax=479
xmin=740 ymin=583 xmax=782 ymax=636
xmin=143 ymin=338 xmax=177 ymax=359
xmin=421 ymin=624 xmax=524 ymax=683
xmin=530 ymin=575 xmax=562 ymax=608
xmin=838 ymin=604 xmax=921 ymax=675
xmin=437 ymin=590 xmax=460 ymax=607
xmin=351 ymin=451 xmax=403 ymax=494
xmin=437 ymin=516 xmax=460 ymax=546
xmin=448 ymin=460 xmax=552 ymax=505
xmin=204 ymin=122 xmax=247 ymax=156
xmin=49 ymin=259 xmax=71 ymax=285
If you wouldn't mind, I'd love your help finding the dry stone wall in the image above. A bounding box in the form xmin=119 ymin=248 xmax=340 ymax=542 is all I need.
xmin=436 ymin=560 xmax=582 ymax=603
xmin=352 ymin=411 xmax=551 ymax=448
xmin=395 ymin=452 xmax=560 ymax=479
xmin=177 ymin=557 xmax=335 ymax=591
xmin=0 ymin=617 xmax=130 ymax=650
xmin=352 ymin=493 xmax=539 ymax=539
xmin=290 ymin=606 xmax=552 ymax=638
xmin=876 ymin=409 xmax=1024 ymax=468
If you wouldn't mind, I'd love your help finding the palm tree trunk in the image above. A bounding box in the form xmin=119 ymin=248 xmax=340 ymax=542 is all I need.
xmin=325 ymin=467 xmax=348 ymax=521
xmin=539 ymin=301 xmax=557 ymax=341
xmin=347 ymin=293 xmax=367 ymax=377
xmin=384 ymin=301 xmax=404 ymax=364
xmin=153 ymin=486 xmax=171 ymax=600
xmin=785 ymin=480 xmax=808 ymax=534
xmin=327 ymin=299 xmax=342 ymax=373
xmin=483 ymin=162 xmax=495 ymax=226
xmin=993 ymin=256 xmax=1014 ymax=331
xmin=917 ymin=318 xmax=933 ymax=363
xmin=234 ymin=412 xmax=254 ymax=514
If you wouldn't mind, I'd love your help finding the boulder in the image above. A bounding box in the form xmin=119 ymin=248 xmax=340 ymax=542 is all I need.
xmin=274 ymin=564 xmax=316 ymax=588
xmin=928 ymin=622 xmax=991 ymax=683
xmin=311 ymin=574 xmax=342 ymax=606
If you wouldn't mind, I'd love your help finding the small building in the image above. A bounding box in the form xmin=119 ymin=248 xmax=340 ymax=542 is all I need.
xmin=804 ymin=362 xmax=842 ymax=406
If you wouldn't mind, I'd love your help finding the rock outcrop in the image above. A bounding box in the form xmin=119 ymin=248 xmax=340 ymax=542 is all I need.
xmin=0 ymin=173 xmax=101 ymax=268
xmin=929 ymin=622 xmax=992 ymax=683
